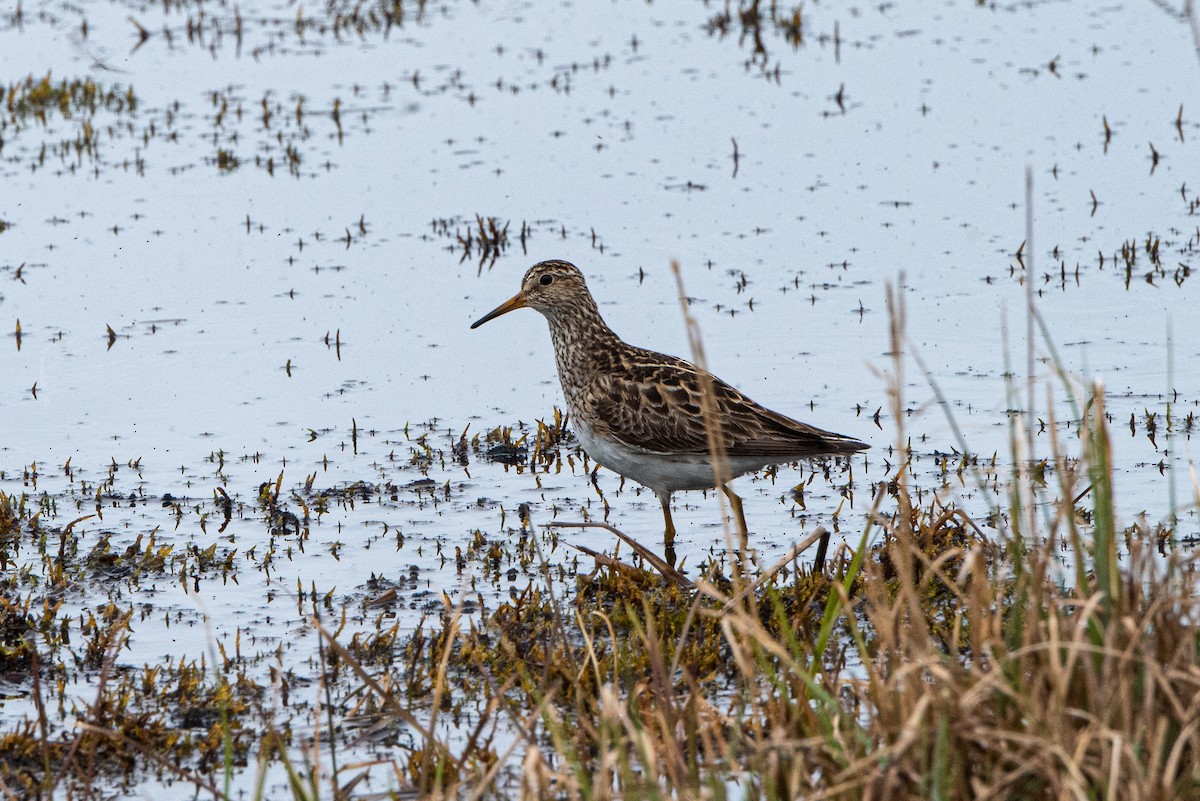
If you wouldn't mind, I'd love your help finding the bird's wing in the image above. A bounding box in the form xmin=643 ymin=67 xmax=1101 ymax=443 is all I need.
xmin=587 ymin=350 xmax=866 ymax=458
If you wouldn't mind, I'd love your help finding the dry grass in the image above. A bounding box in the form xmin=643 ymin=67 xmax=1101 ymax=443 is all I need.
xmin=366 ymin=412 xmax=1198 ymax=801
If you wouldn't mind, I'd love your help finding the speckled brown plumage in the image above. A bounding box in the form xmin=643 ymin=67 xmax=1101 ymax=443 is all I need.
xmin=471 ymin=259 xmax=868 ymax=546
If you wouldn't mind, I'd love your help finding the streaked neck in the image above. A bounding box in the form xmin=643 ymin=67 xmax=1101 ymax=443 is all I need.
xmin=542 ymin=295 xmax=622 ymax=406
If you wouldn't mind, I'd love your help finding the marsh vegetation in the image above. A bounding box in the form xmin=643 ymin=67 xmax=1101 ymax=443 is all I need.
xmin=2 ymin=0 xmax=1199 ymax=797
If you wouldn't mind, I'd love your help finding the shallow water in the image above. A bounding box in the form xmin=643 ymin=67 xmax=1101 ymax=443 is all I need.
xmin=2 ymin=0 xmax=1198 ymax=793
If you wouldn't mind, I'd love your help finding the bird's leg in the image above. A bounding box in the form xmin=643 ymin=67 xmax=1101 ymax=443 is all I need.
xmin=658 ymin=491 xmax=677 ymax=541
xmin=658 ymin=491 xmax=677 ymax=568
xmin=720 ymin=483 xmax=749 ymax=539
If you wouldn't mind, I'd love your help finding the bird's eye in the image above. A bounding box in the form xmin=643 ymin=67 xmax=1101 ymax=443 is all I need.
xmin=539 ymin=274 xmax=554 ymax=286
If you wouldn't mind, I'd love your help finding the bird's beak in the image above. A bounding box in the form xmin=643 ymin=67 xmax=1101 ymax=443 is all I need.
xmin=470 ymin=291 xmax=528 ymax=329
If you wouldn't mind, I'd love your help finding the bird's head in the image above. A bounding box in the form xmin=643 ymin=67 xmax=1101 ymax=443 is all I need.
xmin=470 ymin=260 xmax=590 ymax=328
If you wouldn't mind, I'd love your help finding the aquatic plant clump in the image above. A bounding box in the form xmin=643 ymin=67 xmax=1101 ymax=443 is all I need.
xmin=0 ymin=73 xmax=139 ymax=172
xmin=3 ymin=73 xmax=137 ymax=124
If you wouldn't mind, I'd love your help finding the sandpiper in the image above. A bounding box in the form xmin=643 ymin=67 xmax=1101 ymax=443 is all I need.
xmin=471 ymin=259 xmax=867 ymax=548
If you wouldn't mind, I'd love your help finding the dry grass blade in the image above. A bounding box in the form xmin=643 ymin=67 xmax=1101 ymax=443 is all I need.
xmin=570 ymin=541 xmax=690 ymax=589
xmin=719 ymin=525 xmax=829 ymax=612
xmin=0 ymin=772 xmax=18 ymax=801
xmin=311 ymin=618 xmax=450 ymax=760
xmin=464 ymin=688 xmax=561 ymax=801
xmin=550 ymin=520 xmax=693 ymax=587
xmin=669 ymin=260 xmax=743 ymax=548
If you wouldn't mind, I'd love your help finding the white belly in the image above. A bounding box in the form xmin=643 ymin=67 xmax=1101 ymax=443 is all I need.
xmin=572 ymin=417 xmax=774 ymax=494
